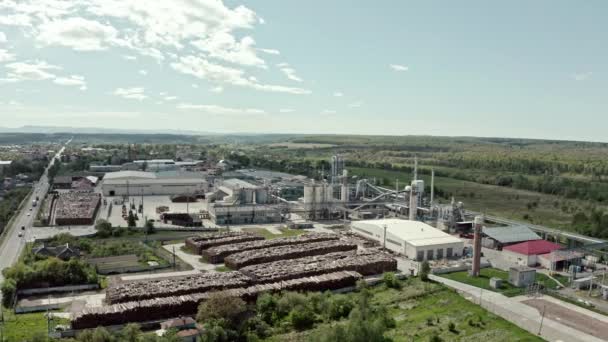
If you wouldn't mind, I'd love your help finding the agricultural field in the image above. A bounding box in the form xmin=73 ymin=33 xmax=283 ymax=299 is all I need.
xmin=437 ymin=268 xmax=561 ymax=297
xmin=1 ymin=308 xmax=69 ymax=342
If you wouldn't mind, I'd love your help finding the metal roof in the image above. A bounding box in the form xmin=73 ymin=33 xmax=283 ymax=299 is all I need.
xmin=352 ymin=219 xmax=463 ymax=247
xmin=482 ymin=225 xmax=540 ymax=244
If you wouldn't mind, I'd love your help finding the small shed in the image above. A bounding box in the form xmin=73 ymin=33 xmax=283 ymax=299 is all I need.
xmin=508 ymin=266 xmax=536 ymax=288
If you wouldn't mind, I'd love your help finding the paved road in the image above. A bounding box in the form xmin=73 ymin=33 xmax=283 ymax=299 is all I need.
xmin=430 ymin=274 xmax=604 ymax=342
xmin=0 ymin=141 xmax=69 ymax=290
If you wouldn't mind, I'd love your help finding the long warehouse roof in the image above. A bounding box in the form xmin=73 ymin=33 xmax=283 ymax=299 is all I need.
xmin=483 ymin=225 xmax=540 ymax=244
xmin=353 ymin=219 xmax=462 ymax=247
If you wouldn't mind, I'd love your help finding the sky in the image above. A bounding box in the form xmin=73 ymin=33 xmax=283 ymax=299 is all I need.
xmin=0 ymin=0 xmax=606 ymax=141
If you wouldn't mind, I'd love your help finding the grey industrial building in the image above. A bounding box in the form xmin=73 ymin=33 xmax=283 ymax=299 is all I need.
xmin=101 ymin=171 xmax=208 ymax=196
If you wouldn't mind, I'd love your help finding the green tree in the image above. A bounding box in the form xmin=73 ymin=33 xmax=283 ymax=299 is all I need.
xmin=420 ymin=261 xmax=431 ymax=281
xmin=196 ymin=292 xmax=247 ymax=327
xmin=288 ymin=306 xmax=315 ymax=330
xmin=95 ymin=219 xmax=113 ymax=238
xmin=127 ymin=211 xmax=137 ymax=228
xmin=382 ymin=272 xmax=401 ymax=289
xmin=1 ymin=278 xmax=16 ymax=307
xmin=145 ymin=219 xmax=155 ymax=235
xmin=121 ymin=323 xmax=142 ymax=342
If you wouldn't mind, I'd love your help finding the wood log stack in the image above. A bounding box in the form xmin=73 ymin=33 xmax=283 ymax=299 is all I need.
xmin=224 ymin=240 xmax=357 ymax=269
xmin=240 ymin=250 xmax=397 ymax=283
xmin=202 ymin=233 xmax=338 ymax=263
xmin=72 ymin=271 xmax=362 ymax=329
xmin=185 ymin=232 xmax=264 ymax=255
xmin=106 ymin=271 xmax=251 ymax=304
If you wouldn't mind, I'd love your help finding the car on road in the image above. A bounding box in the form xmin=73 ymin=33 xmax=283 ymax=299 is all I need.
xmin=18 ymin=232 xmax=23 ymax=237
xmin=21 ymin=225 xmax=25 ymax=230
xmin=27 ymin=212 xmax=30 ymax=216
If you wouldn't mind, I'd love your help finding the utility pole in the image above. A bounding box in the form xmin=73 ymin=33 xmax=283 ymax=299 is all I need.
xmin=538 ymin=305 xmax=546 ymax=335
xmin=172 ymin=246 xmax=176 ymax=270
xmin=383 ymin=224 xmax=387 ymax=251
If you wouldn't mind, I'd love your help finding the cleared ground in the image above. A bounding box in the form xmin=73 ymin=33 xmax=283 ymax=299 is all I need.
xmin=523 ymin=298 xmax=608 ymax=340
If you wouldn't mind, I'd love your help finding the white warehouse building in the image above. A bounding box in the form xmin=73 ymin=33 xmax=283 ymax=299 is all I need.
xmin=101 ymin=171 xmax=208 ymax=196
xmin=351 ymin=219 xmax=464 ymax=261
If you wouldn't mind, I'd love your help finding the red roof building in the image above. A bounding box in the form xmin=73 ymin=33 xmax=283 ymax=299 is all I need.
xmin=502 ymin=240 xmax=563 ymax=267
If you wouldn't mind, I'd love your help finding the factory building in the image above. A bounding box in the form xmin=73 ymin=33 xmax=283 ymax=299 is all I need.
xmin=351 ymin=219 xmax=464 ymax=261
xmin=501 ymin=240 xmax=563 ymax=267
xmin=207 ymin=178 xmax=281 ymax=225
xmin=482 ymin=225 xmax=541 ymax=250
xmin=101 ymin=171 xmax=208 ymax=196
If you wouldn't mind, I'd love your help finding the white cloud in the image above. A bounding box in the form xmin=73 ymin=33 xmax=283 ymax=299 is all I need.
xmin=159 ymin=92 xmax=167 ymax=96
xmin=277 ymin=63 xmax=303 ymax=82
xmin=210 ymin=86 xmax=224 ymax=93
xmin=0 ymin=32 xmax=6 ymax=43
xmin=279 ymin=108 xmax=294 ymax=113
xmin=37 ymin=17 xmax=119 ymax=51
xmin=139 ymin=69 xmax=148 ymax=76
xmin=321 ymin=109 xmax=337 ymax=114
xmin=333 ymin=91 xmax=343 ymax=97
xmin=572 ymin=72 xmax=592 ymax=81
xmin=164 ymin=96 xmax=177 ymax=101
xmin=123 ymin=55 xmax=137 ymax=60
xmin=191 ymin=34 xmax=266 ymax=68
xmin=0 ymin=49 xmax=16 ymax=63
xmin=0 ymin=14 xmax=32 ymax=27
xmin=390 ymin=64 xmax=408 ymax=72
xmin=53 ymin=75 xmax=87 ymax=90
xmin=192 ymin=84 xmax=199 ymax=88
xmin=113 ymin=87 xmax=147 ymax=100
xmin=171 ymin=55 xmax=310 ymax=95
xmin=5 ymin=60 xmax=60 ymax=81
xmin=349 ymin=101 xmax=363 ymax=108
xmin=177 ymin=103 xmax=265 ymax=116
xmin=258 ymin=48 xmax=280 ymax=55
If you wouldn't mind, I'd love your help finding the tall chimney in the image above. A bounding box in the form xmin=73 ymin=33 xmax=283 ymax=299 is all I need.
xmin=471 ymin=215 xmax=484 ymax=277
xmin=409 ymin=181 xmax=417 ymax=221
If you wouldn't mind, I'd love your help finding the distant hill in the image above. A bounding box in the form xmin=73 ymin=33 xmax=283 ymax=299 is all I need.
xmin=0 ymin=125 xmax=214 ymax=136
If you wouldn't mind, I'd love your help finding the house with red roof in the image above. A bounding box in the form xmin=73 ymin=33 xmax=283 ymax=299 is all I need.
xmin=502 ymin=240 xmax=563 ymax=267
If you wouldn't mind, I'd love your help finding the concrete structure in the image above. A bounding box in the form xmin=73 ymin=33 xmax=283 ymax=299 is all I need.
xmin=89 ymin=164 xmax=123 ymax=172
xmin=32 ymin=243 xmax=80 ymax=260
xmin=502 ymin=240 xmax=563 ymax=267
xmin=539 ymin=250 xmax=583 ymax=271
xmin=101 ymin=171 xmax=208 ymax=196
xmin=0 ymin=160 xmax=12 ymax=171
xmin=489 ymin=277 xmax=503 ymax=289
xmin=508 ymin=266 xmax=536 ymax=287
xmin=482 ymin=225 xmax=540 ymax=249
xmin=53 ymin=176 xmax=73 ymax=189
xmin=351 ymin=219 xmax=463 ymax=261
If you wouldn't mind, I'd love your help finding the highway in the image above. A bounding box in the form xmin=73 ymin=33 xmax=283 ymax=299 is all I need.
xmin=0 ymin=140 xmax=70 ymax=289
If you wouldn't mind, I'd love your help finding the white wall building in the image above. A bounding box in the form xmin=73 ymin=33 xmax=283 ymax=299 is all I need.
xmin=351 ymin=219 xmax=464 ymax=261
xmin=102 ymin=171 xmax=208 ymax=196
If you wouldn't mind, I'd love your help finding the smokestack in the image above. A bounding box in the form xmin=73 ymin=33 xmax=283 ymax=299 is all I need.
xmin=471 ymin=215 xmax=484 ymax=277
xmin=430 ymin=169 xmax=435 ymax=206
xmin=341 ymin=170 xmax=348 ymax=202
xmin=409 ymin=181 xmax=417 ymax=221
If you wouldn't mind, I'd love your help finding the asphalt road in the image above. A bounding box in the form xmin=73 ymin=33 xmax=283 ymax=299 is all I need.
xmin=0 ymin=141 xmax=69 ymax=289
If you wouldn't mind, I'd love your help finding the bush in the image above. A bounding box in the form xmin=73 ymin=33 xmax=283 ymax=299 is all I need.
xmin=288 ymin=307 xmax=315 ymax=330
xmin=326 ymin=295 xmax=354 ymax=320
xmin=145 ymin=219 xmax=155 ymax=234
xmin=1 ymin=278 xmax=17 ymax=307
xmin=256 ymin=293 xmax=278 ymax=324
xmin=383 ymin=272 xmax=401 ymax=289
xmin=95 ymin=219 xmax=113 ymax=238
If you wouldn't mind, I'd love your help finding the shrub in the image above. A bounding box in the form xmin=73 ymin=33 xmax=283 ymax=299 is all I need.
xmin=288 ymin=307 xmax=315 ymax=330
xmin=420 ymin=261 xmax=431 ymax=281
xmin=326 ymin=295 xmax=354 ymax=320
xmin=1 ymin=278 xmax=17 ymax=307
xmin=383 ymin=272 xmax=401 ymax=289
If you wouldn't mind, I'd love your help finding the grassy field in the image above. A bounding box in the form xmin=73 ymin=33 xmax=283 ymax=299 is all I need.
xmin=438 ymin=268 xmax=560 ymax=297
xmin=349 ymin=166 xmax=596 ymax=231
xmin=265 ymin=277 xmax=543 ymax=342
xmin=1 ymin=308 xmax=69 ymax=341
xmin=247 ymin=227 xmax=307 ymax=239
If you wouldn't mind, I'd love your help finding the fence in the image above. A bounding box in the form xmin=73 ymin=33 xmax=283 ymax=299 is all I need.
xmin=17 ymin=284 xmax=100 ymax=296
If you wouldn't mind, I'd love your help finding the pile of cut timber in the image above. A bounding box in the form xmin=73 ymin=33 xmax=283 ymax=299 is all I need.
xmin=203 ymin=233 xmax=338 ymax=263
xmin=106 ymin=271 xmax=250 ymax=304
xmin=240 ymin=250 xmax=397 ymax=283
xmin=224 ymin=240 xmax=357 ymax=269
xmin=72 ymin=271 xmax=362 ymax=329
xmin=185 ymin=232 xmax=263 ymax=254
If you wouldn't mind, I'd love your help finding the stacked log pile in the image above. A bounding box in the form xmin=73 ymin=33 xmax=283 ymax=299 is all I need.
xmin=202 ymin=233 xmax=338 ymax=263
xmin=106 ymin=271 xmax=251 ymax=304
xmin=185 ymin=232 xmax=263 ymax=255
xmin=224 ymin=240 xmax=357 ymax=269
xmin=72 ymin=271 xmax=362 ymax=329
xmin=240 ymin=250 xmax=397 ymax=283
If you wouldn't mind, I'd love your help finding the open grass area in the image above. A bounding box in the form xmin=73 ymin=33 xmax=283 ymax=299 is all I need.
xmin=265 ymin=277 xmax=543 ymax=342
xmin=349 ymin=166 xmax=599 ymax=231
xmin=247 ymin=227 xmax=307 ymax=239
xmin=438 ymin=268 xmax=561 ymax=297
xmin=1 ymin=308 xmax=69 ymax=342
xmin=214 ymin=265 xmax=232 ymax=272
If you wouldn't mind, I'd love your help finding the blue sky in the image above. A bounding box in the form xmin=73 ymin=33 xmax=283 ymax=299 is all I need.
xmin=0 ymin=1 xmax=606 ymax=141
